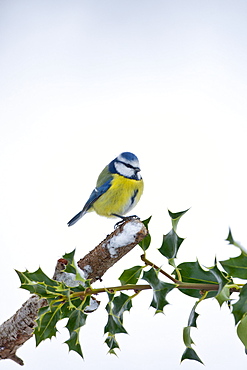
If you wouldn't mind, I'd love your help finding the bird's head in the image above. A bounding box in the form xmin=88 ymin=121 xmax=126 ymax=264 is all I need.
xmin=109 ymin=152 xmax=142 ymax=180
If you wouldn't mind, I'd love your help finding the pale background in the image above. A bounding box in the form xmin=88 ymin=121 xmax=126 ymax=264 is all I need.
xmin=1 ymin=1 xmax=247 ymax=369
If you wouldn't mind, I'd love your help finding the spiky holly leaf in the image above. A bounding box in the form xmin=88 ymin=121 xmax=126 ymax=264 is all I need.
xmin=142 ymin=268 xmax=174 ymax=313
xmin=119 ymin=265 xmax=143 ymax=285
xmin=64 ymin=300 xmax=89 ymax=359
xmin=182 ymin=301 xmax=202 ymax=363
xmin=139 ymin=216 xmax=152 ymax=251
xmin=105 ymin=335 xmax=120 ymax=355
xmin=65 ymin=306 xmax=88 ymax=334
xmin=220 ymin=253 xmax=247 ymax=279
xmin=209 ymin=262 xmax=230 ymax=293
xmin=226 ymin=228 xmax=246 ymax=251
xmin=18 ymin=267 xmax=59 ymax=286
xmin=232 ymin=284 xmax=247 ymax=324
xmin=181 ymin=347 xmax=204 ymax=364
xmin=65 ymin=330 xmax=83 ymax=358
xmin=183 ymin=327 xmax=195 ymax=348
xmin=158 ymin=229 xmax=184 ymax=259
xmin=226 ymin=228 xmax=235 ymax=245
xmin=215 ymin=286 xmax=231 ymax=307
xmin=168 ymin=208 xmax=190 ymax=231
xmin=187 ymin=305 xmax=199 ymax=328
xmin=35 ymin=303 xmax=63 ymax=345
xmin=63 ymin=249 xmax=77 ymax=274
xmin=237 ymin=314 xmax=247 ymax=351
xmin=104 ymin=293 xmax=132 ymax=335
xmin=174 ymin=261 xmax=219 ymax=298
xmin=16 ymin=269 xmax=64 ymax=299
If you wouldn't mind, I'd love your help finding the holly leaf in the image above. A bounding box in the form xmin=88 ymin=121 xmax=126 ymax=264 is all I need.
xmin=104 ymin=293 xmax=132 ymax=354
xmin=226 ymin=228 xmax=246 ymax=252
xmin=174 ymin=261 xmax=219 ymax=298
xmin=119 ymin=265 xmax=143 ymax=285
xmin=209 ymin=262 xmax=229 ymax=294
xmin=220 ymin=252 xmax=247 ymax=279
xmin=64 ymin=302 xmax=88 ymax=359
xmin=66 ymin=307 xmax=88 ymax=334
xmin=215 ymin=285 xmax=231 ymax=307
xmin=158 ymin=229 xmax=184 ymax=259
xmin=237 ymin=314 xmax=247 ymax=351
xmin=232 ymin=284 xmax=247 ymax=324
xmin=181 ymin=302 xmax=202 ymax=363
xmin=139 ymin=216 xmax=152 ymax=251
xmin=63 ymin=249 xmax=76 ymax=265
xmin=16 ymin=268 xmax=59 ymax=289
xmin=168 ymin=208 xmax=190 ymax=231
xmin=187 ymin=305 xmax=199 ymax=328
xmin=181 ymin=347 xmax=204 ymax=364
xmin=105 ymin=335 xmax=120 ymax=355
xmin=142 ymin=268 xmax=174 ymax=313
xmin=63 ymin=249 xmax=78 ymax=275
xmin=35 ymin=304 xmax=63 ymax=345
xmin=65 ymin=330 xmax=83 ymax=358
xmin=104 ymin=293 xmax=132 ymax=335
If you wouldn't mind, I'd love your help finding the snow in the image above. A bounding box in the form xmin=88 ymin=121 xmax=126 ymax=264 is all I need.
xmin=106 ymin=221 xmax=143 ymax=258
xmin=81 ymin=264 xmax=93 ymax=279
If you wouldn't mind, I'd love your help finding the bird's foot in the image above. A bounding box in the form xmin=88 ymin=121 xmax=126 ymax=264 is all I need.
xmin=113 ymin=214 xmax=140 ymax=229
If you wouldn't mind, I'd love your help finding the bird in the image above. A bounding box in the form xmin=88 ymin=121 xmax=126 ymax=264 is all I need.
xmin=67 ymin=152 xmax=144 ymax=226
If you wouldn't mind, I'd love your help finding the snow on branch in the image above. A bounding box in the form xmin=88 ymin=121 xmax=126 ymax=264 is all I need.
xmin=77 ymin=218 xmax=147 ymax=283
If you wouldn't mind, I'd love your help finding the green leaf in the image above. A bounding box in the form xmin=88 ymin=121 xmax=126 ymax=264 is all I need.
xmin=119 ymin=265 xmax=143 ymax=285
xmin=209 ymin=262 xmax=229 ymax=294
xmin=63 ymin=249 xmax=76 ymax=264
xmin=175 ymin=261 xmax=219 ymax=298
xmin=16 ymin=268 xmax=59 ymax=287
xmin=237 ymin=314 xmax=247 ymax=350
xmin=104 ymin=293 xmax=132 ymax=335
xmin=220 ymin=252 xmax=247 ymax=279
xmin=139 ymin=216 xmax=152 ymax=251
xmin=226 ymin=228 xmax=235 ymax=245
xmin=104 ymin=315 xmax=127 ymax=335
xmin=65 ymin=330 xmax=83 ymax=358
xmin=168 ymin=208 xmax=190 ymax=231
xmin=105 ymin=335 xmax=120 ymax=355
xmin=66 ymin=308 xmax=87 ymax=334
xmin=232 ymin=284 xmax=247 ymax=324
xmin=187 ymin=305 xmax=199 ymax=328
xmin=215 ymin=285 xmax=231 ymax=307
xmin=35 ymin=304 xmax=62 ymax=345
xmin=183 ymin=327 xmax=194 ymax=348
xmin=142 ymin=268 xmax=174 ymax=313
xmin=64 ymin=303 xmax=88 ymax=359
xmin=158 ymin=229 xmax=184 ymax=259
xmin=226 ymin=228 xmax=246 ymax=252
xmin=181 ymin=347 xmax=204 ymax=364
xmin=182 ymin=303 xmax=200 ymax=355
xmin=63 ymin=249 xmax=77 ymax=274
xmin=104 ymin=293 xmax=132 ymax=355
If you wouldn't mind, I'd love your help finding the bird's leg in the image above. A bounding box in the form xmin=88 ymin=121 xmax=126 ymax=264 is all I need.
xmin=112 ymin=214 xmax=140 ymax=228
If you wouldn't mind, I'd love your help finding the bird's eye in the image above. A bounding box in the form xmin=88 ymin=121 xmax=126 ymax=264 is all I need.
xmin=124 ymin=163 xmax=134 ymax=169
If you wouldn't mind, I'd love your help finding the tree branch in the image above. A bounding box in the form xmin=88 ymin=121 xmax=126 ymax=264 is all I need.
xmin=0 ymin=296 xmax=47 ymax=365
xmin=0 ymin=219 xmax=148 ymax=365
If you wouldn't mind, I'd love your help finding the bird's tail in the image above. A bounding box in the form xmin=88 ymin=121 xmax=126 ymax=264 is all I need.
xmin=67 ymin=210 xmax=86 ymax=227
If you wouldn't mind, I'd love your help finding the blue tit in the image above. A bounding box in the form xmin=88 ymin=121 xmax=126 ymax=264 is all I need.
xmin=67 ymin=152 xmax=144 ymax=226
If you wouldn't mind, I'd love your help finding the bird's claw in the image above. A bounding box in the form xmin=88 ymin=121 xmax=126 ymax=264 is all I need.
xmin=114 ymin=215 xmax=140 ymax=229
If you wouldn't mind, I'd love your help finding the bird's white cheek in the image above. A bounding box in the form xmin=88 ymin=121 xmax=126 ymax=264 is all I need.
xmin=115 ymin=162 xmax=134 ymax=178
xmin=136 ymin=172 xmax=141 ymax=180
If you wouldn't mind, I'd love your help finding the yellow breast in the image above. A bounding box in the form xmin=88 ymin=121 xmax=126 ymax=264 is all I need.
xmin=92 ymin=174 xmax=144 ymax=218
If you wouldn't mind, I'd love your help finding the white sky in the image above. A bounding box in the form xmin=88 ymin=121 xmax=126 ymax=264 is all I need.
xmin=1 ymin=1 xmax=247 ymax=369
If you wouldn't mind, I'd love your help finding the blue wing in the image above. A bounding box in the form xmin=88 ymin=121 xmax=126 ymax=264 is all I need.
xmin=67 ymin=178 xmax=112 ymax=226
